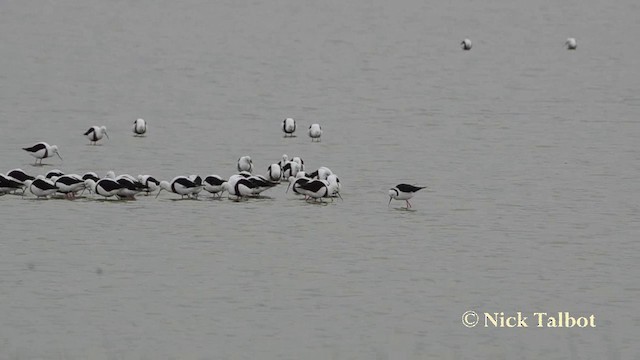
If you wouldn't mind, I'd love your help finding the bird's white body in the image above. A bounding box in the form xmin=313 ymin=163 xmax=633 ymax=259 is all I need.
xmin=286 ymin=175 xmax=309 ymax=196
xmin=157 ymin=176 xmax=199 ymax=198
xmin=138 ymin=175 xmax=160 ymax=194
xmin=84 ymin=126 xmax=109 ymax=145
xmin=248 ymin=175 xmax=278 ymax=195
xmin=53 ymin=174 xmax=85 ymax=198
xmin=461 ymin=38 xmax=472 ymax=50
xmin=111 ymin=173 xmax=143 ymax=199
xmin=278 ymin=154 xmax=289 ymax=168
xmin=565 ymin=38 xmax=577 ymax=50
xmin=0 ymin=174 xmax=26 ymax=194
xmin=308 ymin=124 xmax=322 ymax=141
xmin=188 ymin=175 xmax=204 ymax=198
xmin=291 ymin=156 xmax=304 ymax=171
xmin=267 ymin=164 xmax=282 ymax=182
xmin=237 ymin=156 xmax=254 ymax=173
xmin=388 ymin=184 xmax=426 ymax=208
xmin=25 ymin=177 xmax=58 ymax=198
xmin=224 ymin=175 xmax=254 ymax=199
xmin=6 ymin=169 xmax=34 ymax=184
xmin=203 ymin=175 xmax=226 ymax=197
xmin=282 ymin=118 xmax=296 ymax=137
xmin=84 ymin=178 xmax=123 ymax=198
xmin=309 ymin=166 xmax=333 ymax=180
xmin=133 ymin=118 xmax=147 ymax=136
xmin=282 ymin=161 xmax=301 ymax=179
xmin=23 ymin=142 xmax=62 ymax=165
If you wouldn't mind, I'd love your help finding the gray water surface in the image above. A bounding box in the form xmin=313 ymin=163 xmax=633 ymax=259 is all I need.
xmin=1 ymin=0 xmax=639 ymax=359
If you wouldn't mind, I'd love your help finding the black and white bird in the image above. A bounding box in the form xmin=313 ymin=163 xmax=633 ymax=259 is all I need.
xmin=282 ymin=117 xmax=296 ymax=137
xmin=298 ymin=178 xmax=341 ymax=202
xmin=188 ymin=175 xmax=204 ymax=199
xmin=84 ymin=178 xmax=124 ymax=199
xmin=281 ymin=161 xmax=301 ymax=179
xmin=82 ymin=172 xmax=100 ymax=182
xmin=53 ymin=174 xmax=86 ymax=199
xmin=84 ymin=126 xmax=109 ymax=145
xmin=308 ymin=123 xmax=322 ymax=142
xmin=24 ymin=177 xmax=58 ymax=198
xmin=237 ymin=156 xmax=254 ymax=173
xmin=133 ymin=118 xmax=147 ymax=136
xmin=308 ymin=166 xmax=333 ymax=180
xmin=45 ymin=169 xmax=65 ymax=179
xmin=286 ymin=175 xmax=310 ymax=196
xmin=278 ymin=154 xmax=289 ymax=168
xmin=6 ymin=169 xmax=34 ymax=184
xmin=461 ymin=38 xmax=472 ymax=50
xmin=223 ymin=175 xmax=256 ymax=200
xmin=138 ymin=175 xmax=160 ymax=195
xmin=202 ymin=175 xmax=227 ymax=198
xmin=0 ymin=174 xmax=25 ymax=194
xmin=565 ymin=38 xmax=577 ymax=50
xmin=105 ymin=172 xmax=145 ymax=199
xmin=388 ymin=184 xmax=426 ymax=208
xmin=248 ymin=175 xmax=278 ymax=195
xmin=23 ymin=142 xmax=62 ymax=165
xmin=291 ymin=156 xmax=304 ymax=171
xmin=157 ymin=176 xmax=199 ymax=199
xmin=266 ymin=164 xmax=282 ymax=182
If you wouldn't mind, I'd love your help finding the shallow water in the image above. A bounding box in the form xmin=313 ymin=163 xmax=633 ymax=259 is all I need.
xmin=1 ymin=0 xmax=639 ymax=359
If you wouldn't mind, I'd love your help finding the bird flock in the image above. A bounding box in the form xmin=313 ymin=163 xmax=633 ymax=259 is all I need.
xmin=5 ymin=36 xmax=582 ymax=208
xmin=4 ymin=116 xmax=425 ymax=207
xmin=4 ymin=117 xmax=405 ymax=207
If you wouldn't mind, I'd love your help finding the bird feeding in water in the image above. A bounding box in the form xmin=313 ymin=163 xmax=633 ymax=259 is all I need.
xmin=282 ymin=117 xmax=296 ymax=137
xmin=133 ymin=118 xmax=147 ymax=136
xmin=388 ymin=184 xmax=426 ymax=209
xmin=156 ymin=176 xmax=200 ymax=199
xmin=84 ymin=126 xmax=109 ymax=145
xmin=24 ymin=177 xmax=59 ymax=198
xmin=308 ymin=123 xmax=322 ymax=142
xmin=202 ymin=175 xmax=227 ymax=198
xmin=460 ymin=38 xmax=472 ymax=50
xmin=565 ymin=38 xmax=577 ymax=50
xmin=23 ymin=142 xmax=63 ymax=165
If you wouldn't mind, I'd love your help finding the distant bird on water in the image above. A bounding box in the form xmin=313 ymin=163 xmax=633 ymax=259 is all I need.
xmin=282 ymin=117 xmax=296 ymax=137
xmin=388 ymin=184 xmax=426 ymax=209
xmin=565 ymin=38 xmax=577 ymax=50
xmin=23 ymin=142 xmax=62 ymax=165
xmin=461 ymin=38 xmax=472 ymax=50
xmin=308 ymin=123 xmax=322 ymax=142
xmin=84 ymin=126 xmax=109 ymax=145
xmin=133 ymin=118 xmax=147 ymax=136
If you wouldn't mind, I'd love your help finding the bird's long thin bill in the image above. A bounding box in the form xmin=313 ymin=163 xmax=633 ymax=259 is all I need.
xmin=285 ymin=183 xmax=291 ymax=193
xmin=388 ymin=197 xmax=392 ymax=206
xmin=57 ymin=153 xmax=63 ymax=160
xmin=105 ymin=133 xmax=109 ymax=139
xmin=155 ymin=189 xmax=163 ymax=198
xmin=337 ymin=193 xmax=343 ymax=201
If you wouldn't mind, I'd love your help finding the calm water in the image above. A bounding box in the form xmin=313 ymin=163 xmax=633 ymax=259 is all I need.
xmin=1 ymin=0 xmax=639 ymax=359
